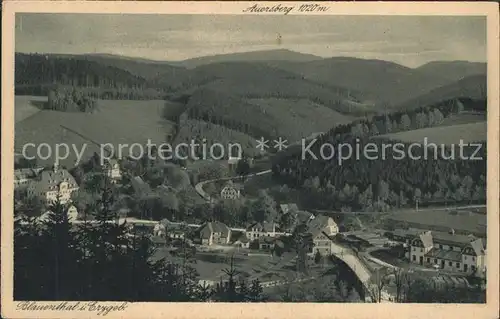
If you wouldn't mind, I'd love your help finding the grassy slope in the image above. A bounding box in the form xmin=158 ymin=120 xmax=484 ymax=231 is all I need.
xmin=374 ymin=121 xmax=486 ymax=144
xmin=178 ymin=49 xmax=323 ymax=69
xmin=415 ymin=61 xmax=486 ymax=82
xmin=269 ymin=57 xmax=454 ymax=106
xmin=173 ymin=119 xmax=259 ymax=157
xmin=394 ymin=75 xmax=487 ymax=111
xmin=166 ymin=61 xmax=371 ymax=114
xmin=15 ymin=98 xmax=176 ymax=167
xmin=246 ymin=98 xmax=355 ymax=141
xmin=15 ymin=95 xmax=45 ymax=123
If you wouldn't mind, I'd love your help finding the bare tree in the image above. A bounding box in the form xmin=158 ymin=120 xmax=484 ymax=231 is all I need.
xmin=392 ymin=267 xmax=405 ymax=302
xmin=370 ymin=268 xmax=390 ymax=302
xmin=401 ymin=269 xmax=414 ymax=302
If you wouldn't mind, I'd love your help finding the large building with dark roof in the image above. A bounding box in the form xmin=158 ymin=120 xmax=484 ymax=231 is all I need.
xmin=197 ymin=221 xmax=232 ymax=246
xmin=26 ymin=164 xmax=79 ymax=204
xmin=301 ymin=214 xmax=339 ymax=257
xmin=404 ymin=229 xmax=486 ymax=276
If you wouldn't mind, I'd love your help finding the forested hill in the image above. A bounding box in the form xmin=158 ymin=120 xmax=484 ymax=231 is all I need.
xmin=394 ymin=75 xmax=487 ymax=111
xmin=16 ymin=53 xmax=150 ymax=89
xmin=271 ymin=97 xmax=487 ymax=212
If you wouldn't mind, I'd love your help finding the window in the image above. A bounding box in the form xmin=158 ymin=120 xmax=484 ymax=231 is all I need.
xmin=413 ymin=247 xmax=416 ymax=251
xmin=434 ymin=259 xmax=437 ymax=264
xmin=412 ymin=255 xmax=416 ymax=261
xmin=439 ymin=245 xmax=443 ymax=249
xmin=456 ymin=262 xmax=460 ymax=268
xmin=472 ymin=256 xmax=476 ymax=261
xmin=420 ymin=248 xmax=423 ymax=252
xmin=448 ymin=261 xmax=452 ymax=267
xmin=449 ymin=246 xmax=453 ymax=250
xmin=464 ymin=256 xmax=467 ymax=260
xmin=426 ymin=258 xmax=430 ymax=263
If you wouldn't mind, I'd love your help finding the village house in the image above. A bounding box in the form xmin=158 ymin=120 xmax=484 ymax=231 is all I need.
xmin=233 ymin=233 xmax=250 ymax=249
xmin=220 ymin=181 xmax=242 ymax=200
xmin=227 ymin=156 xmax=240 ymax=173
xmin=131 ymin=176 xmax=150 ymax=196
xmin=257 ymin=236 xmax=277 ymax=251
xmin=279 ymin=203 xmax=299 ymax=215
xmin=197 ymin=221 xmax=232 ymax=246
xmin=37 ymin=204 xmax=79 ymax=223
xmin=245 ymin=221 xmax=284 ymax=241
xmin=403 ymin=229 xmax=487 ymax=275
xmin=14 ymin=168 xmax=39 ymax=189
xmin=304 ymin=215 xmax=339 ymax=257
xmin=102 ymin=159 xmax=122 ymax=182
xmin=164 ymin=223 xmax=187 ymax=240
xmin=26 ymin=164 xmax=79 ymax=205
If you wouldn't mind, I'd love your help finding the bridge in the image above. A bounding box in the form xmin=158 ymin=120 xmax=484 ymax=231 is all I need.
xmin=328 ymin=240 xmax=395 ymax=302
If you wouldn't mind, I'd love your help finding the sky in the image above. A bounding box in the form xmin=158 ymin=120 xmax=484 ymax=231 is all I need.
xmin=15 ymin=14 xmax=486 ymax=68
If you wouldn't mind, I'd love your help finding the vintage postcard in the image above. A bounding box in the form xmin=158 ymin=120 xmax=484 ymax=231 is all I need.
xmin=1 ymin=1 xmax=499 ymax=319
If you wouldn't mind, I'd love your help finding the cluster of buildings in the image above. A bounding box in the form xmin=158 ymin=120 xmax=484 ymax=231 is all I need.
xmin=390 ymin=228 xmax=486 ymax=276
xmin=151 ymin=202 xmax=341 ymax=258
xmin=14 ymin=159 xmax=121 ymax=206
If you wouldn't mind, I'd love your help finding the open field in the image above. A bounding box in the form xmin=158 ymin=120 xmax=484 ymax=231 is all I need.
xmin=387 ymin=209 xmax=486 ymax=237
xmin=14 ymin=95 xmax=45 ymax=123
xmin=375 ymin=121 xmax=486 ymax=144
xmin=173 ymin=119 xmax=258 ymax=156
xmin=15 ymin=96 xmax=176 ymax=167
xmin=439 ymin=112 xmax=487 ymax=127
xmin=247 ymin=98 xmax=355 ymax=141
xmin=153 ymin=247 xmax=290 ymax=282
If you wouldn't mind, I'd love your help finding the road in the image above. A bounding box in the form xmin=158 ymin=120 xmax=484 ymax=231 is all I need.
xmin=194 ymin=169 xmax=272 ymax=202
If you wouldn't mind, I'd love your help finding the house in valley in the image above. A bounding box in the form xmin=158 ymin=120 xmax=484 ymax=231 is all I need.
xmin=245 ymin=221 xmax=282 ymax=241
xmin=220 ymin=181 xmax=242 ymax=200
xmin=233 ymin=233 xmax=250 ymax=249
xmin=14 ymin=168 xmax=39 ymax=189
xmin=303 ymin=215 xmax=339 ymax=257
xmin=103 ymin=158 xmax=122 ymax=182
xmin=279 ymin=203 xmax=299 ymax=215
xmin=26 ymin=164 xmax=79 ymax=205
xmin=197 ymin=221 xmax=232 ymax=246
xmin=257 ymin=236 xmax=277 ymax=251
xmin=406 ymin=229 xmax=486 ymax=275
xmin=131 ymin=176 xmax=150 ymax=196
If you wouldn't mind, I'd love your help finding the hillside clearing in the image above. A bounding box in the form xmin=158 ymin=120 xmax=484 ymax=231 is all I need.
xmin=374 ymin=122 xmax=486 ymax=144
xmin=15 ymin=97 xmax=175 ymax=167
xmin=247 ymin=98 xmax=356 ymax=141
xmin=15 ymin=95 xmax=45 ymax=123
xmin=438 ymin=112 xmax=486 ymax=126
xmin=173 ymin=119 xmax=258 ymax=157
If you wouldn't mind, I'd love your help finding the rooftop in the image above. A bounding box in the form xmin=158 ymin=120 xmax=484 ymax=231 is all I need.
xmin=199 ymin=221 xmax=231 ymax=238
xmin=425 ymin=248 xmax=463 ymax=262
xmin=246 ymin=221 xmax=277 ymax=233
xmin=27 ymin=167 xmax=78 ymax=193
xmin=222 ymin=180 xmax=243 ymax=190
xmin=307 ymin=214 xmax=335 ymax=238
xmin=280 ymin=203 xmax=298 ymax=214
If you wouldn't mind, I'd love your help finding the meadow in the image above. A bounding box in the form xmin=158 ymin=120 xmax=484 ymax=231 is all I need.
xmin=387 ymin=209 xmax=487 ymax=236
xmin=14 ymin=95 xmax=45 ymax=123
xmin=247 ymin=98 xmax=356 ymax=142
xmin=375 ymin=121 xmax=487 ymax=144
xmin=15 ymin=96 xmax=177 ymax=167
